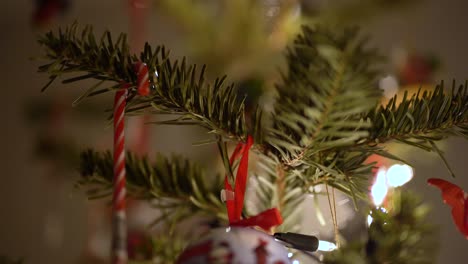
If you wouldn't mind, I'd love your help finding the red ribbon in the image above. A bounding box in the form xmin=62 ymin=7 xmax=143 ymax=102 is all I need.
xmin=224 ymin=136 xmax=283 ymax=231
xmin=230 ymin=208 xmax=283 ymax=231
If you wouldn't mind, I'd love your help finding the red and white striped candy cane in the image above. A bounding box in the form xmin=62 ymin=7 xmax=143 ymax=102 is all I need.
xmin=112 ymin=87 xmax=128 ymax=264
xmin=111 ymin=63 xmax=151 ymax=263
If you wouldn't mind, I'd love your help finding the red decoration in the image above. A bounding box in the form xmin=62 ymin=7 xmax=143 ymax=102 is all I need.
xmin=224 ymin=136 xmax=254 ymax=222
xmin=177 ymin=240 xmax=213 ymax=263
xmin=254 ymin=239 xmax=268 ymax=264
xmin=230 ymin=208 xmax=282 ymax=231
xmin=224 ymin=136 xmax=283 ymax=231
xmin=400 ymin=54 xmax=433 ymax=85
xmin=366 ymin=154 xmax=389 ymax=174
xmin=33 ymin=0 xmax=69 ymax=26
xmin=128 ymin=0 xmax=149 ymax=51
xmin=127 ymin=230 xmax=153 ymax=260
xmin=428 ymin=178 xmax=468 ymax=239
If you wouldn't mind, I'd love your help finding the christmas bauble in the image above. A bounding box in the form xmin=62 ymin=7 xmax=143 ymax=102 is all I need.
xmin=176 ymin=227 xmax=291 ymax=264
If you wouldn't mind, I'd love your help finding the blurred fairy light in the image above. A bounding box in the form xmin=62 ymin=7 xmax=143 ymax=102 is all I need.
xmin=292 ymin=260 xmax=300 ymax=264
xmin=318 ymin=240 xmax=337 ymax=252
xmin=367 ymin=214 xmax=373 ymax=226
xmin=386 ymin=164 xmax=413 ymax=188
xmin=368 ymin=164 xmax=413 ymax=225
xmin=288 ymin=252 xmax=293 ymax=258
xmin=379 ymin=75 xmax=399 ymax=99
xmin=370 ymin=164 xmax=414 ymax=206
xmin=371 ymin=168 xmax=388 ymax=206
xmin=308 ymin=184 xmax=323 ymax=193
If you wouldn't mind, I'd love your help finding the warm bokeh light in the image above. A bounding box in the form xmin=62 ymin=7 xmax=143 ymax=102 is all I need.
xmin=386 ymin=164 xmax=414 ymax=187
xmin=371 ymin=168 xmax=389 ymax=206
xmin=367 ymin=214 xmax=374 ymax=226
xmin=318 ymin=240 xmax=338 ymax=252
xmin=379 ymin=75 xmax=399 ymax=99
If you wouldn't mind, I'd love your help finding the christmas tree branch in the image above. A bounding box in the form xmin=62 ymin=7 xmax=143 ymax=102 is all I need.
xmin=37 ymin=23 xmax=249 ymax=142
xmin=297 ymin=82 xmax=467 ymax=203
xmin=38 ymin=23 xmax=135 ymax=93
xmin=354 ymin=81 xmax=468 ymax=177
xmin=268 ymin=25 xmax=381 ymax=169
xmin=78 ymin=150 xmax=226 ymax=222
xmin=253 ymin=155 xmax=306 ymax=232
xmin=255 ymin=26 xmax=381 ymax=214
xmin=366 ymin=81 xmax=468 ymax=144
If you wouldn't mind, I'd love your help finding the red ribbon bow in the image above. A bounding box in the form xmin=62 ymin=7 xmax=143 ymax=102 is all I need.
xmin=224 ymin=135 xmax=283 ymax=231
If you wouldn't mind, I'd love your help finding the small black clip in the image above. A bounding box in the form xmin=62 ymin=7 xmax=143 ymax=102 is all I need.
xmin=273 ymin=232 xmax=319 ymax=252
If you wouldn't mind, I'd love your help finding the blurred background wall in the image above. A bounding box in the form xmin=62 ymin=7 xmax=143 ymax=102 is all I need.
xmin=0 ymin=0 xmax=467 ymax=263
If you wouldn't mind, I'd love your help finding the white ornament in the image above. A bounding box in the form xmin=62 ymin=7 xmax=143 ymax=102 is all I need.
xmin=177 ymin=227 xmax=291 ymax=264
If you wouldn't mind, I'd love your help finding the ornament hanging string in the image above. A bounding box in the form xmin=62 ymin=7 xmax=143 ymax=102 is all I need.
xmin=223 ymin=135 xmax=283 ymax=231
xmin=112 ymin=63 xmax=150 ymax=264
